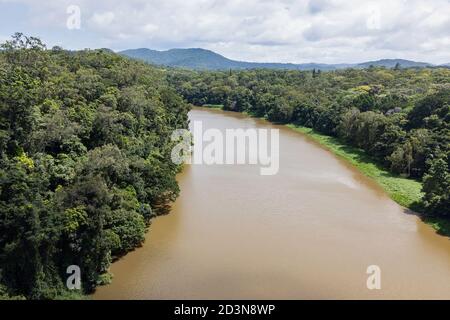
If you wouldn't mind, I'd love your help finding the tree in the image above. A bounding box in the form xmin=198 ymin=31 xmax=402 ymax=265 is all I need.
xmin=0 ymin=34 xmax=190 ymax=298
xmin=408 ymin=90 xmax=450 ymax=129
xmin=267 ymin=97 xmax=293 ymax=123
xmin=388 ymin=142 xmax=413 ymax=176
xmin=422 ymin=154 xmax=450 ymax=217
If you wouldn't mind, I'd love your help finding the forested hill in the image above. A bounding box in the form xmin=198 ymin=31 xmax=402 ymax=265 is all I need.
xmin=0 ymin=34 xmax=190 ymax=299
xmin=120 ymin=48 xmax=437 ymax=71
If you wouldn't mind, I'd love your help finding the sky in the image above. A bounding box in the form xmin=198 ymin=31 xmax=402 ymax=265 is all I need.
xmin=0 ymin=0 xmax=449 ymax=64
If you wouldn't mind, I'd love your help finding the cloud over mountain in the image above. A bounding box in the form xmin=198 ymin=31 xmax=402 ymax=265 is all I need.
xmin=0 ymin=0 xmax=449 ymax=64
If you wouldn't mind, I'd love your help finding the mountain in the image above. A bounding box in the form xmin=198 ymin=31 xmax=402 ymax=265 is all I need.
xmin=356 ymin=59 xmax=432 ymax=69
xmin=119 ymin=48 xmax=340 ymax=70
xmin=119 ymin=48 xmax=436 ymax=71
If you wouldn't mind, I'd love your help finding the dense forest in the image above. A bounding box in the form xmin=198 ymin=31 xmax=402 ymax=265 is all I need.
xmin=0 ymin=34 xmax=189 ymax=299
xmin=168 ymin=67 xmax=449 ymax=218
xmin=0 ymin=33 xmax=449 ymax=300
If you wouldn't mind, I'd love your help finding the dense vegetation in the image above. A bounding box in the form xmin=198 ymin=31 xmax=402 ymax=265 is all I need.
xmin=0 ymin=34 xmax=189 ymax=299
xmin=168 ymin=67 xmax=449 ymax=219
xmin=0 ymin=33 xmax=449 ymax=300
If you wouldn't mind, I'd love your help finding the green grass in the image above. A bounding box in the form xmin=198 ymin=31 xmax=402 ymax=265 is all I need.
xmin=286 ymin=124 xmax=424 ymax=209
xmin=195 ymin=106 xmax=449 ymax=236
xmin=202 ymin=104 xmax=224 ymax=109
xmin=287 ymin=125 xmax=450 ymax=238
xmin=197 ymin=105 xmax=424 ymax=207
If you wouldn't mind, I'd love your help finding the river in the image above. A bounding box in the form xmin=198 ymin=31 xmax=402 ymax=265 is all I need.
xmin=93 ymin=107 xmax=450 ymax=299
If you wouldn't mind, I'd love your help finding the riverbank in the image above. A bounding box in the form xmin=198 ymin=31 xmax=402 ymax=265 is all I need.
xmin=286 ymin=125 xmax=449 ymax=237
xmin=287 ymin=125 xmax=423 ymax=208
xmin=198 ymin=105 xmax=449 ymax=237
xmin=94 ymin=107 xmax=450 ymax=300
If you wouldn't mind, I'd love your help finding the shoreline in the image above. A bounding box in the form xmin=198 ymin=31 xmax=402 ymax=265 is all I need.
xmin=286 ymin=125 xmax=423 ymax=209
xmin=286 ymin=124 xmax=450 ymax=237
xmin=196 ymin=105 xmax=449 ymax=237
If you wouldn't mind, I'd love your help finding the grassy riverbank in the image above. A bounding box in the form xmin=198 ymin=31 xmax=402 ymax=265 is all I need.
xmin=286 ymin=124 xmax=449 ymax=237
xmin=198 ymin=105 xmax=449 ymax=236
xmin=202 ymin=104 xmax=224 ymax=109
xmin=287 ymin=125 xmax=423 ymax=208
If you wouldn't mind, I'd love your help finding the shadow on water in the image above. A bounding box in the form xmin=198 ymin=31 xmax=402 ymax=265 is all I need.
xmin=402 ymin=206 xmax=450 ymax=239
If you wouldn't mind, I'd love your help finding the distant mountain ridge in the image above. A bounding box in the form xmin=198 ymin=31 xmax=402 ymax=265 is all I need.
xmin=119 ymin=48 xmax=443 ymax=71
xmin=356 ymin=58 xmax=431 ymax=69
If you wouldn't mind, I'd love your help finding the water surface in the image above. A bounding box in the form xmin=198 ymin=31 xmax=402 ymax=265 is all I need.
xmin=94 ymin=108 xmax=450 ymax=299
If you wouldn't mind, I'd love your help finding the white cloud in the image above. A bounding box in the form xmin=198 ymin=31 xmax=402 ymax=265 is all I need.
xmin=90 ymin=11 xmax=115 ymax=28
xmin=0 ymin=0 xmax=449 ymax=64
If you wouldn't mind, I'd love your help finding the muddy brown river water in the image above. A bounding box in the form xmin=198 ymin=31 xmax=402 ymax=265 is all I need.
xmin=94 ymin=107 xmax=450 ymax=299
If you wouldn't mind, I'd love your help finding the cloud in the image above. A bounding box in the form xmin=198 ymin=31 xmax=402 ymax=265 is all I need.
xmin=90 ymin=11 xmax=115 ymax=28
xmin=0 ymin=0 xmax=449 ymax=64
xmin=307 ymin=0 xmax=334 ymax=14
